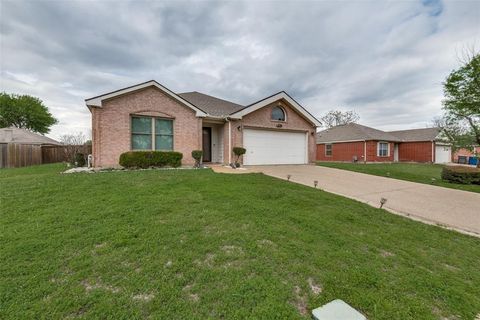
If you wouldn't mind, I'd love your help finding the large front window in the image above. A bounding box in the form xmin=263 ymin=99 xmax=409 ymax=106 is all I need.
xmin=131 ymin=116 xmax=173 ymax=150
xmin=377 ymin=142 xmax=389 ymax=157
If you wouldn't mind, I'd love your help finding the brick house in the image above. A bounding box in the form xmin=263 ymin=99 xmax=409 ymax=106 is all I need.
xmin=86 ymin=80 xmax=321 ymax=167
xmin=316 ymin=123 xmax=451 ymax=163
xmin=453 ymin=146 xmax=480 ymax=164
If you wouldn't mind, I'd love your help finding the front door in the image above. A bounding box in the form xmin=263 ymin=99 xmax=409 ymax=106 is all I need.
xmin=202 ymin=127 xmax=212 ymax=162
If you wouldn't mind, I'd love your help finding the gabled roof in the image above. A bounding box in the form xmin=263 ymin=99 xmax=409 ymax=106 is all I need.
xmin=388 ymin=127 xmax=442 ymax=142
xmin=178 ymin=92 xmax=244 ymax=117
xmin=85 ymin=80 xmax=320 ymax=126
xmin=316 ymin=123 xmax=401 ymax=143
xmin=0 ymin=127 xmax=61 ymax=145
xmin=230 ymin=91 xmax=321 ymax=126
xmin=85 ymin=80 xmax=207 ymax=117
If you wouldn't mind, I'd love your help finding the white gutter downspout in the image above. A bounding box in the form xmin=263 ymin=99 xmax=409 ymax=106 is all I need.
xmin=227 ymin=118 xmax=232 ymax=164
xmin=364 ymin=140 xmax=367 ymax=163
xmin=432 ymin=141 xmax=435 ymax=163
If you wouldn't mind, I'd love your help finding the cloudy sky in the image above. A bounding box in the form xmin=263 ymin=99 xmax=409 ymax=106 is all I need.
xmin=1 ymin=0 xmax=479 ymax=139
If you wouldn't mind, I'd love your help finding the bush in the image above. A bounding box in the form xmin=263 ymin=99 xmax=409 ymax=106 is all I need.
xmin=191 ymin=150 xmax=203 ymax=168
xmin=119 ymin=151 xmax=183 ymax=169
xmin=74 ymin=153 xmax=86 ymax=167
xmin=441 ymin=166 xmax=480 ymax=185
xmin=233 ymin=147 xmax=246 ymax=165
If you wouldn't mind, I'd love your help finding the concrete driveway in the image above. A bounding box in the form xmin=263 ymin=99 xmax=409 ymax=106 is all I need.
xmin=250 ymin=165 xmax=480 ymax=237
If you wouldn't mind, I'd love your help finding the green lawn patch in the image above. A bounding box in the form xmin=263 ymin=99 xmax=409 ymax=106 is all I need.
xmin=1 ymin=164 xmax=479 ymax=319
xmin=317 ymin=162 xmax=480 ymax=193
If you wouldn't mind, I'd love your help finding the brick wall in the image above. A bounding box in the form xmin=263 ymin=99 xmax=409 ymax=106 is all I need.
xmin=316 ymin=140 xmax=394 ymax=162
xmin=316 ymin=141 xmax=365 ymax=162
xmin=398 ymin=141 xmax=433 ymax=163
xmin=453 ymin=146 xmax=480 ymax=162
xmin=366 ymin=141 xmax=394 ymax=162
xmin=226 ymin=100 xmax=317 ymax=164
xmin=316 ymin=140 xmax=438 ymax=163
xmin=91 ymin=87 xmax=201 ymax=167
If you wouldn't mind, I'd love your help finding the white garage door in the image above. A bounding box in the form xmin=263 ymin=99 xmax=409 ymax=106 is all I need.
xmin=243 ymin=129 xmax=307 ymax=165
xmin=435 ymin=145 xmax=451 ymax=164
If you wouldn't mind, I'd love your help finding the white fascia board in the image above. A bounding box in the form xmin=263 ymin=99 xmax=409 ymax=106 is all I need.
xmin=317 ymin=139 xmax=366 ymax=144
xmin=85 ymin=80 xmax=207 ymax=117
xmin=230 ymin=92 xmax=321 ymax=127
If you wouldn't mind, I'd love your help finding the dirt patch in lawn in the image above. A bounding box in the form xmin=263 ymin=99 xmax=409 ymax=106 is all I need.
xmin=82 ymin=279 xmax=120 ymax=293
xmin=132 ymin=293 xmax=155 ymax=302
xmin=292 ymin=285 xmax=308 ymax=316
xmin=308 ymin=277 xmax=322 ymax=295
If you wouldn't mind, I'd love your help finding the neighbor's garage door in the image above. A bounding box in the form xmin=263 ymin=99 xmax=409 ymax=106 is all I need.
xmin=243 ymin=129 xmax=307 ymax=165
xmin=435 ymin=144 xmax=451 ymax=164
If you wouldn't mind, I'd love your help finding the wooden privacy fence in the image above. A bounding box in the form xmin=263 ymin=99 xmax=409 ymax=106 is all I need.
xmin=0 ymin=143 xmax=42 ymax=168
xmin=41 ymin=145 xmax=64 ymax=164
xmin=0 ymin=144 xmax=92 ymax=168
xmin=42 ymin=145 xmax=92 ymax=164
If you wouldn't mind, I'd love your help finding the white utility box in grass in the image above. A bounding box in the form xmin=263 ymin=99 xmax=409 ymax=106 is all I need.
xmin=312 ymin=299 xmax=366 ymax=320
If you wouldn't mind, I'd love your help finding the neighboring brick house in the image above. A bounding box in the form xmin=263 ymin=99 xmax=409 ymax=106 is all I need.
xmin=453 ymin=146 xmax=480 ymax=164
xmin=316 ymin=123 xmax=451 ymax=163
xmin=86 ymin=80 xmax=321 ymax=167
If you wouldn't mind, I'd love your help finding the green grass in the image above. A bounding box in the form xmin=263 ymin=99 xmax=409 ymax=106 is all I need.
xmin=1 ymin=164 xmax=479 ymax=319
xmin=317 ymin=162 xmax=480 ymax=193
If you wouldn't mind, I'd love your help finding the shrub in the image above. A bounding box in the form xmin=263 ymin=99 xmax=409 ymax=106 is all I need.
xmin=232 ymin=147 xmax=246 ymax=165
xmin=441 ymin=166 xmax=480 ymax=185
xmin=74 ymin=153 xmax=86 ymax=167
xmin=119 ymin=151 xmax=183 ymax=169
xmin=191 ymin=150 xmax=203 ymax=168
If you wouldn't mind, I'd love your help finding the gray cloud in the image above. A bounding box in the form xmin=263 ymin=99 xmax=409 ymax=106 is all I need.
xmin=1 ymin=0 xmax=479 ymax=139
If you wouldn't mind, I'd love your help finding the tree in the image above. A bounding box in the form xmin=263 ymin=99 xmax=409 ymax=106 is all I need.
xmin=320 ymin=110 xmax=360 ymax=128
xmin=0 ymin=93 xmax=58 ymax=134
xmin=441 ymin=49 xmax=480 ymax=166
xmin=60 ymin=132 xmax=87 ymax=165
xmin=432 ymin=117 xmax=474 ymax=152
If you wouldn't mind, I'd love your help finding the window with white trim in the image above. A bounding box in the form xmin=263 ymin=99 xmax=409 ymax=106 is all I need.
xmin=131 ymin=116 xmax=173 ymax=151
xmin=325 ymin=144 xmax=332 ymax=156
xmin=377 ymin=142 xmax=389 ymax=157
xmin=271 ymin=106 xmax=286 ymax=121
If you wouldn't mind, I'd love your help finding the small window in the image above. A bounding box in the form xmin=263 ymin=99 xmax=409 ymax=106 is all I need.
xmin=325 ymin=144 xmax=332 ymax=156
xmin=377 ymin=142 xmax=389 ymax=157
xmin=131 ymin=116 xmax=173 ymax=151
xmin=271 ymin=106 xmax=286 ymax=121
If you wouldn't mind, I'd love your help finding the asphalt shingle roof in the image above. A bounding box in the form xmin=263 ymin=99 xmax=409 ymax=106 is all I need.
xmin=316 ymin=123 xmax=402 ymax=143
xmin=178 ymin=92 xmax=244 ymax=117
xmin=0 ymin=127 xmax=61 ymax=145
xmin=388 ymin=127 xmax=441 ymax=142
xmin=316 ymin=123 xmax=444 ymax=143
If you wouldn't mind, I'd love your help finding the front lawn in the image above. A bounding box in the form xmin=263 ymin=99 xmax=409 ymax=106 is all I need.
xmin=317 ymin=162 xmax=480 ymax=193
xmin=1 ymin=164 xmax=479 ymax=319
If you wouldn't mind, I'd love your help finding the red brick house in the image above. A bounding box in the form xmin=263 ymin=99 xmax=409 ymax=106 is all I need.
xmin=316 ymin=123 xmax=451 ymax=163
xmin=453 ymin=146 xmax=480 ymax=163
xmin=86 ymin=80 xmax=321 ymax=167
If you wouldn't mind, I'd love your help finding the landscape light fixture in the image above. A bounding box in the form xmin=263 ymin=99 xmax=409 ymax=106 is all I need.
xmin=380 ymin=197 xmax=387 ymax=208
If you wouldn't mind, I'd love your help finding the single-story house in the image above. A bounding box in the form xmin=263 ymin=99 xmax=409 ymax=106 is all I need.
xmin=85 ymin=80 xmax=321 ymax=167
xmin=0 ymin=126 xmax=61 ymax=146
xmin=316 ymin=123 xmax=451 ymax=163
xmin=0 ymin=126 xmax=61 ymax=168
